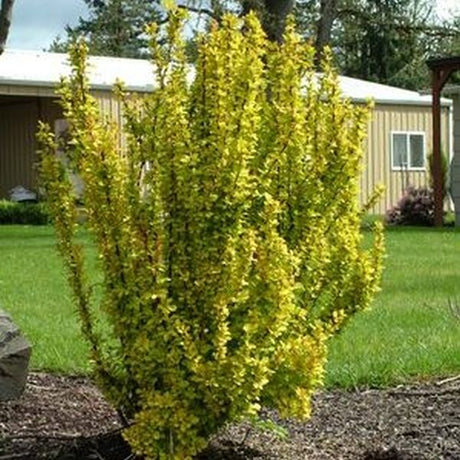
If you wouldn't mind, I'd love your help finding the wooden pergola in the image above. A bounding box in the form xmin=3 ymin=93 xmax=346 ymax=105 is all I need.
xmin=426 ymin=56 xmax=460 ymax=227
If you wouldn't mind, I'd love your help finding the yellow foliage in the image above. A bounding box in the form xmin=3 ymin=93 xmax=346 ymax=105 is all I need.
xmin=38 ymin=11 xmax=384 ymax=460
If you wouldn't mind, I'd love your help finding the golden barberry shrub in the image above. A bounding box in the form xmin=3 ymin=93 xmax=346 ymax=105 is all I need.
xmin=38 ymin=10 xmax=384 ymax=460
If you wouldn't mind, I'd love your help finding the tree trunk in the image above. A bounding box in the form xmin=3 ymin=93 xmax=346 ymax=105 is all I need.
xmin=264 ymin=0 xmax=295 ymax=42
xmin=315 ymin=0 xmax=338 ymax=64
xmin=0 ymin=0 xmax=14 ymax=55
xmin=241 ymin=0 xmax=296 ymax=42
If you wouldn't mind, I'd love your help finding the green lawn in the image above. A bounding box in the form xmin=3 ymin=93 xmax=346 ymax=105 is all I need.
xmin=0 ymin=226 xmax=96 ymax=373
xmin=1 ymin=224 xmax=459 ymax=388
xmin=325 ymin=226 xmax=460 ymax=388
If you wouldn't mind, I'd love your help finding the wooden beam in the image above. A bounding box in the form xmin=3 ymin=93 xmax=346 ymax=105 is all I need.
xmin=427 ymin=56 xmax=460 ymax=227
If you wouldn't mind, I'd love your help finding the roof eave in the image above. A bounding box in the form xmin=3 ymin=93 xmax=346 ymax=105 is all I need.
xmin=0 ymin=77 xmax=450 ymax=107
xmin=0 ymin=78 xmax=154 ymax=94
xmin=427 ymin=56 xmax=460 ymax=70
xmin=349 ymin=96 xmax=452 ymax=107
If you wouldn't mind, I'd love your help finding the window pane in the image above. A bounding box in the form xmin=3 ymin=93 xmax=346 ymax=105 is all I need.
xmin=393 ymin=134 xmax=408 ymax=168
xmin=410 ymin=134 xmax=424 ymax=168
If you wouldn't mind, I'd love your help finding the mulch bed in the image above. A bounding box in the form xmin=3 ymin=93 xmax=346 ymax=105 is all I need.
xmin=0 ymin=373 xmax=459 ymax=459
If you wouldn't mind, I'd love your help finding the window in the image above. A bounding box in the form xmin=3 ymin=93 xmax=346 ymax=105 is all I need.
xmin=391 ymin=132 xmax=425 ymax=170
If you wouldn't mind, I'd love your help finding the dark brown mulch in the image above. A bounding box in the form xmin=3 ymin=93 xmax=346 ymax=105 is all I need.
xmin=0 ymin=373 xmax=459 ymax=459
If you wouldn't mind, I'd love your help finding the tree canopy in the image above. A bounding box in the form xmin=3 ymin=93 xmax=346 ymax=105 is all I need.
xmin=323 ymin=0 xmax=460 ymax=89
xmin=50 ymin=0 xmax=164 ymax=58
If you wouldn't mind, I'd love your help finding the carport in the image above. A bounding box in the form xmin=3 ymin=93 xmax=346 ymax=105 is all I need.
xmin=0 ymin=49 xmax=153 ymax=199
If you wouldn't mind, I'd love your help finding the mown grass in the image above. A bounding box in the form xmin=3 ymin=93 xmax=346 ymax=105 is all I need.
xmin=325 ymin=225 xmax=460 ymax=388
xmin=1 ymin=224 xmax=459 ymax=388
xmin=0 ymin=226 xmax=96 ymax=373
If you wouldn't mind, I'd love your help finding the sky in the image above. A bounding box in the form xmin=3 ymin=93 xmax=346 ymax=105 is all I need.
xmin=7 ymin=0 xmax=88 ymax=51
xmin=437 ymin=0 xmax=460 ymax=20
xmin=4 ymin=0 xmax=460 ymax=52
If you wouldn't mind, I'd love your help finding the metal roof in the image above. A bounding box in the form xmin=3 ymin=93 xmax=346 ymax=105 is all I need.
xmin=0 ymin=49 xmax=452 ymax=106
xmin=0 ymin=49 xmax=155 ymax=92
xmin=339 ymin=75 xmax=450 ymax=107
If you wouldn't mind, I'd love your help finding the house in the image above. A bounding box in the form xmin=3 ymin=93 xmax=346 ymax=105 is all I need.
xmin=0 ymin=50 xmax=452 ymax=214
xmin=339 ymin=77 xmax=452 ymax=214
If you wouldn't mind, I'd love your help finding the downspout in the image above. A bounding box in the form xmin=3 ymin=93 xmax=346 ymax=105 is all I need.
xmin=431 ymin=71 xmax=443 ymax=227
xmin=448 ymin=101 xmax=454 ymax=212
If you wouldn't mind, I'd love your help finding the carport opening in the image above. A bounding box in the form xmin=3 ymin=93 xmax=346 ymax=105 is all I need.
xmin=0 ymin=94 xmax=63 ymax=199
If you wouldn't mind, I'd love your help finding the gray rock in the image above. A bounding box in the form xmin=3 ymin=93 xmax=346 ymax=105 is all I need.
xmin=0 ymin=309 xmax=31 ymax=400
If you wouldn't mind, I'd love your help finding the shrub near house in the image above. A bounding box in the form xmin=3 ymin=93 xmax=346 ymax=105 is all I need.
xmin=386 ymin=187 xmax=435 ymax=226
xmin=386 ymin=151 xmax=449 ymax=227
xmin=39 ymin=11 xmax=383 ymax=460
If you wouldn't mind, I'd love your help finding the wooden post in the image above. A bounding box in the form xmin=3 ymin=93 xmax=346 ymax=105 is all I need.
xmin=427 ymin=57 xmax=460 ymax=227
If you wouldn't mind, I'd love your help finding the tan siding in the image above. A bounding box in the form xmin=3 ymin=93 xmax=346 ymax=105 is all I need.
xmin=93 ymin=90 xmax=126 ymax=151
xmin=93 ymin=90 xmax=122 ymax=122
xmin=362 ymin=104 xmax=450 ymax=214
xmin=0 ymin=83 xmax=451 ymax=216
xmin=93 ymin=90 xmax=147 ymax=151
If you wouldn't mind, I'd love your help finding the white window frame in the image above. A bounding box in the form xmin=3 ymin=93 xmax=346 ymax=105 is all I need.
xmin=391 ymin=131 xmax=426 ymax=171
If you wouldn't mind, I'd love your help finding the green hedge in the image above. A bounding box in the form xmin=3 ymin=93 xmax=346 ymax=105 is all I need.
xmin=0 ymin=200 xmax=50 ymax=225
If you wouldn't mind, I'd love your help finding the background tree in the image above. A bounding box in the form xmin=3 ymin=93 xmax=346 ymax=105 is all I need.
xmin=334 ymin=0 xmax=438 ymax=89
xmin=295 ymin=0 xmax=460 ymax=89
xmin=314 ymin=0 xmax=338 ymax=62
xmin=240 ymin=0 xmax=296 ymax=42
xmin=0 ymin=0 xmax=14 ymax=55
xmin=52 ymin=0 xmax=298 ymax=54
xmin=51 ymin=0 xmax=164 ymax=58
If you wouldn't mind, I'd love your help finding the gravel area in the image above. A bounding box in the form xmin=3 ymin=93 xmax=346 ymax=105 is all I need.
xmin=0 ymin=373 xmax=459 ymax=459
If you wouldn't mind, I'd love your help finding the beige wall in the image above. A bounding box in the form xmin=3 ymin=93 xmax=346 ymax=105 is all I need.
xmin=361 ymin=103 xmax=451 ymax=215
xmin=0 ymin=84 xmax=451 ymax=214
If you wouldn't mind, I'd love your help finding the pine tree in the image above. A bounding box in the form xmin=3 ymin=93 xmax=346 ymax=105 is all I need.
xmin=50 ymin=0 xmax=164 ymax=58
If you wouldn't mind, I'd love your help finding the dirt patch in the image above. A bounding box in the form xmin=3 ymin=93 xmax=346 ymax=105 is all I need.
xmin=0 ymin=373 xmax=459 ymax=459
